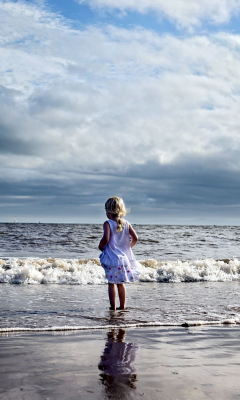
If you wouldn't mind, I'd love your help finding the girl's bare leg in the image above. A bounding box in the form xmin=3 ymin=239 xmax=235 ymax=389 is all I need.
xmin=108 ymin=283 xmax=117 ymax=310
xmin=117 ymin=284 xmax=126 ymax=309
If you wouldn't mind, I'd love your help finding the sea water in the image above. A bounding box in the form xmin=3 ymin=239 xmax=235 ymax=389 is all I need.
xmin=1 ymin=223 xmax=240 ymax=332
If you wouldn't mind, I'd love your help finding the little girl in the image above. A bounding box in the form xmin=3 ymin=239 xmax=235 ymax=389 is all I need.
xmin=99 ymin=196 xmax=140 ymax=311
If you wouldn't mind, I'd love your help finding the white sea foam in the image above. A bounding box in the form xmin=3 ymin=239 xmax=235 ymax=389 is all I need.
xmin=0 ymin=257 xmax=240 ymax=284
xmin=0 ymin=319 xmax=239 ymax=333
xmin=139 ymin=258 xmax=240 ymax=282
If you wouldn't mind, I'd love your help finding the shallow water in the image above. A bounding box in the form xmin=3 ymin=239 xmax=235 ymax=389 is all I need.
xmin=1 ymin=281 xmax=240 ymax=332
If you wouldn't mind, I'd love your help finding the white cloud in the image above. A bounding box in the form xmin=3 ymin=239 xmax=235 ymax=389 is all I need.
xmin=78 ymin=0 xmax=240 ymax=28
xmin=1 ymin=0 xmax=240 ymax=179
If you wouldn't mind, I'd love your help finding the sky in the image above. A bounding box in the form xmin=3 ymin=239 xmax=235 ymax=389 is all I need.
xmin=1 ymin=0 xmax=240 ymax=224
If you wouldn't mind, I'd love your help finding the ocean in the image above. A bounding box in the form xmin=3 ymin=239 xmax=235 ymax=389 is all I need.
xmin=1 ymin=223 xmax=240 ymax=333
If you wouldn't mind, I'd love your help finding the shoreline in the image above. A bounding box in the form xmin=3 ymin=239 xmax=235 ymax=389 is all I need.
xmin=1 ymin=326 xmax=240 ymax=399
xmin=1 ymin=318 xmax=240 ymax=334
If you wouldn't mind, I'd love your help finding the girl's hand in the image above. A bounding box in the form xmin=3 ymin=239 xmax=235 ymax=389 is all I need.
xmin=99 ymin=221 xmax=110 ymax=251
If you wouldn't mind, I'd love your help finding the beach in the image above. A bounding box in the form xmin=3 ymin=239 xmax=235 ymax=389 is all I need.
xmin=1 ymin=326 xmax=240 ymax=399
xmin=1 ymin=223 xmax=240 ymax=398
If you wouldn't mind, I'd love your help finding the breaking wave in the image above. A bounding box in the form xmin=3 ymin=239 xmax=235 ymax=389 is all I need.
xmin=0 ymin=257 xmax=240 ymax=284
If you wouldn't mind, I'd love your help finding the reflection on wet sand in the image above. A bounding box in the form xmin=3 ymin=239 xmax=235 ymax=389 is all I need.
xmin=98 ymin=328 xmax=138 ymax=399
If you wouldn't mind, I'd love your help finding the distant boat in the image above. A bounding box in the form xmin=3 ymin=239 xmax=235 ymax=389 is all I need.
xmin=14 ymin=217 xmax=17 ymax=223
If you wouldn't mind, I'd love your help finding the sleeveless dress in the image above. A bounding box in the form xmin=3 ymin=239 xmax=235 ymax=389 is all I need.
xmin=100 ymin=219 xmax=141 ymax=284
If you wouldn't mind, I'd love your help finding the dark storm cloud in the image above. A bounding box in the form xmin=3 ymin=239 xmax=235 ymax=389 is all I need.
xmin=0 ymin=124 xmax=44 ymax=156
xmin=0 ymin=85 xmax=71 ymax=158
xmin=1 ymin=157 xmax=240 ymax=222
xmin=123 ymin=160 xmax=240 ymax=206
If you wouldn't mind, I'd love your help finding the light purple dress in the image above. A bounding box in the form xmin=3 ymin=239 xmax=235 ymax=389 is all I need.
xmin=100 ymin=219 xmax=140 ymax=284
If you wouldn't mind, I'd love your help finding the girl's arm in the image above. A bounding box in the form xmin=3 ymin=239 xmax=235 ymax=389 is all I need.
xmin=129 ymin=224 xmax=138 ymax=248
xmin=99 ymin=221 xmax=110 ymax=251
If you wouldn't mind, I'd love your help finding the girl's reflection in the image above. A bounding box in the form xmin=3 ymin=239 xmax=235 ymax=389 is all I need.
xmin=98 ymin=329 xmax=138 ymax=397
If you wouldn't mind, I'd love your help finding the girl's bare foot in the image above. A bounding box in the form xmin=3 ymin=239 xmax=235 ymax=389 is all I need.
xmin=117 ymin=307 xmax=125 ymax=310
xmin=109 ymin=306 xmax=116 ymax=311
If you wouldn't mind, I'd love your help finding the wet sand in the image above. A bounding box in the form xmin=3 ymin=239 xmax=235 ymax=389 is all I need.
xmin=1 ymin=326 xmax=240 ymax=400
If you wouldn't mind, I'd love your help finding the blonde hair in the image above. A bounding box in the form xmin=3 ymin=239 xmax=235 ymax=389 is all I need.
xmin=105 ymin=196 xmax=128 ymax=232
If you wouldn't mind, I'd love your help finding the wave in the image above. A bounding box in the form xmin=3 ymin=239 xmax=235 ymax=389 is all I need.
xmin=0 ymin=319 xmax=239 ymax=333
xmin=0 ymin=257 xmax=240 ymax=284
xmin=140 ymin=258 xmax=240 ymax=282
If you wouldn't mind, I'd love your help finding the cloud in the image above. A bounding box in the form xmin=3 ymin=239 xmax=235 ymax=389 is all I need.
xmin=1 ymin=0 xmax=240 ymax=221
xmin=1 ymin=158 xmax=240 ymax=223
xmin=77 ymin=0 xmax=240 ymax=29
